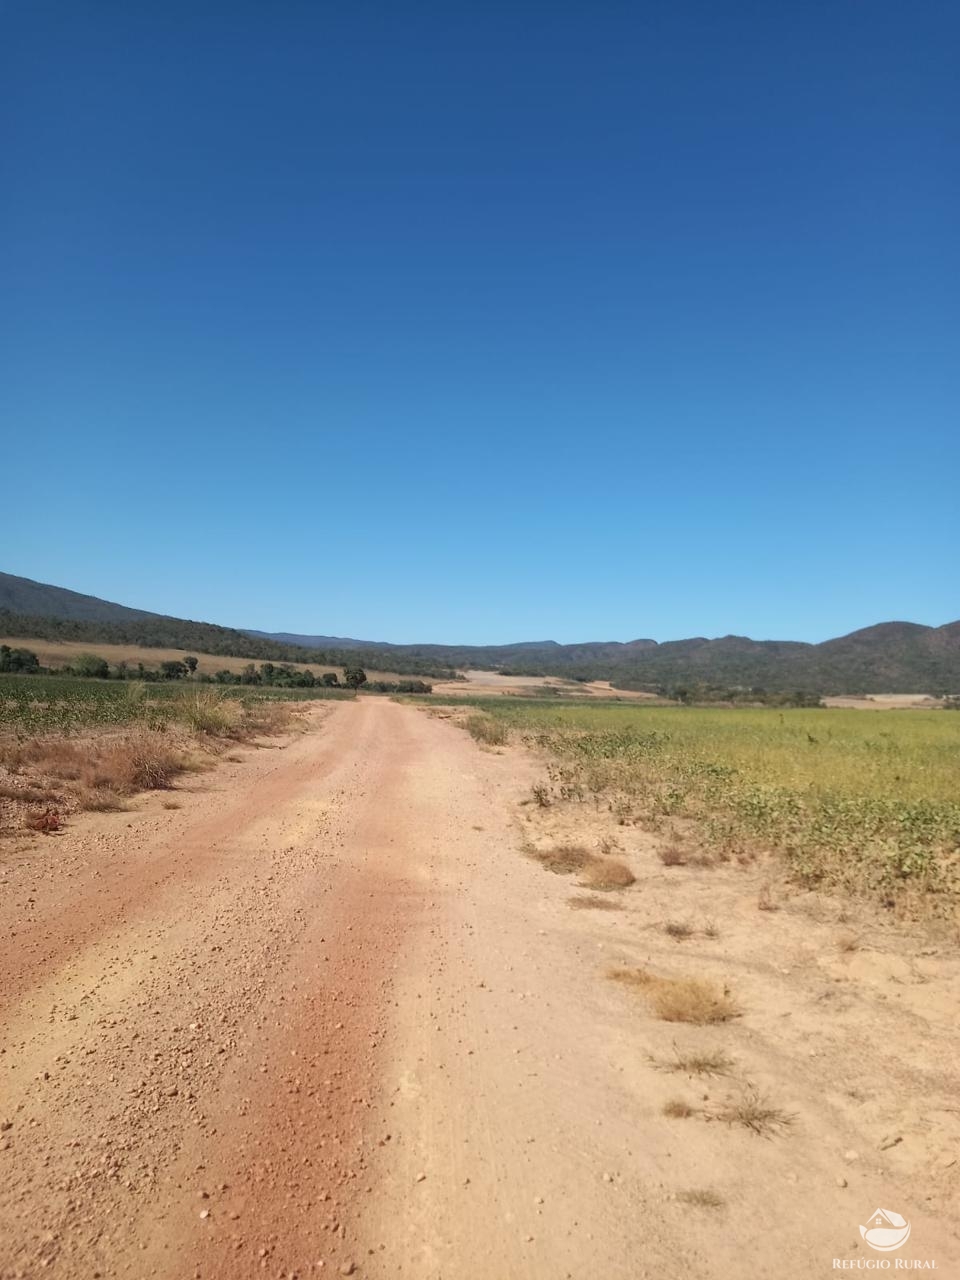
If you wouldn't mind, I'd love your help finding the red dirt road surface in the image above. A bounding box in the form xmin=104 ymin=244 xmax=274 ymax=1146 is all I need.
xmin=2 ymin=700 xmax=958 ymax=1278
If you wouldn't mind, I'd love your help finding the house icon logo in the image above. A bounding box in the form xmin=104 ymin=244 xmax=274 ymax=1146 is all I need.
xmin=859 ymin=1208 xmax=912 ymax=1252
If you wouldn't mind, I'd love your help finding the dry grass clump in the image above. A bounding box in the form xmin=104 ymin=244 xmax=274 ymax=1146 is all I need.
xmin=6 ymin=732 xmax=187 ymax=799
xmin=677 ymin=1189 xmax=725 ymax=1209
xmin=528 ymin=844 xmax=635 ymax=891
xmin=91 ymin=733 xmax=183 ymax=792
xmin=837 ymin=931 xmax=861 ymax=953
xmin=654 ymin=1043 xmax=735 ymax=1076
xmin=664 ymin=919 xmax=695 ymax=940
xmin=0 ymin=782 xmax=61 ymax=806
xmin=663 ymin=918 xmax=720 ymax=941
xmin=708 ymin=1087 xmax=796 ymax=1137
xmin=662 ymin=1098 xmax=697 ymax=1119
xmin=465 ymin=714 xmax=508 ymax=746
xmin=757 ymin=882 xmax=779 ymax=911
xmin=242 ymin=698 xmax=297 ymax=737
xmin=529 ymin=844 xmax=592 ymax=875
xmin=77 ymin=787 xmax=125 ymax=812
xmin=568 ymin=894 xmax=623 ymax=911
xmin=578 ymin=856 xmax=635 ymax=890
xmin=658 ymin=845 xmax=688 ymax=866
xmin=179 ymin=689 xmax=244 ymax=736
xmin=609 ymin=968 xmax=741 ymax=1024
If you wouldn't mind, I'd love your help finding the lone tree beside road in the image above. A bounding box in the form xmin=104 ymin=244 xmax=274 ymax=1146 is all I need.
xmin=343 ymin=666 xmax=367 ymax=690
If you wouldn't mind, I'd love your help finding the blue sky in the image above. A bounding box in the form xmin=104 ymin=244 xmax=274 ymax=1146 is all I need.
xmin=3 ymin=3 xmax=957 ymax=644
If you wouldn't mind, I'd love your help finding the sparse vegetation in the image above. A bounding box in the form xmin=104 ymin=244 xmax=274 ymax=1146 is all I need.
xmin=653 ymin=1044 xmax=735 ymax=1077
xmin=465 ymin=714 xmax=508 ymax=746
xmin=527 ymin=844 xmax=634 ymax=890
xmin=662 ymin=1098 xmax=697 ymax=1118
xmin=757 ymin=883 xmax=779 ymax=912
xmin=567 ymin=894 xmax=623 ymax=911
xmin=528 ymin=844 xmax=592 ymax=875
xmin=676 ymin=1189 xmax=725 ymax=1209
xmin=708 ymin=1087 xmax=796 ymax=1137
xmin=577 ymin=856 xmax=635 ymax=891
xmin=609 ymin=968 xmax=741 ymax=1024
xmin=658 ymin=845 xmax=688 ymax=867
xmin=0 ymin=677 xmax=316 ymax=832
xmin=664 ymin=919 xmax=695 ymax=940
xmin=454 ymin=699 xmax=960 ymax=907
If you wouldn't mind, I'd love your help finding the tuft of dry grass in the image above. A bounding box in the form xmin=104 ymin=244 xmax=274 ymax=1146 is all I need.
xmin=242 ymin=698 xmax=296 ymax=737
xmin=662 ymin=1098 xmax=697 ymax=1119
xmin=0 ymin=782 xmax=61 ymax=806
xmin=92 ymin=733 xmax=183 ymax=792
xmin=529 ymin=845 xmax=591 ymax=875
xmin=677 ymin=1189 xmax=725 ymax=1209
xmin=658 ymin=845 xmax=688 ymax=866
xmin=664 ymin=919 xmax=695 ymax=941
xmin=568 ymin=894 xmax=623 ymax=912
xmin=709 ymin=1087 xmax=796 ymax=1137
xmin=6 ymin=731 xmax=187 ymax=799
xmin=578 ymin=856 xmax=636 ymax=891
xmin=465 ymin=714 xmax=508 ymax=747
xmin=837 ymin=931 xmax=861 ymax=952
xmin=161 ymin=798 xmax=182 ymax=810
xmin=757 ymin=882 xmax=779 ymax=912
xmin=653 ymin=1043 xmax=735 ymax=1077
xmin=78 ymin=787 xmax=125 ymax=812
xmin=528 ymin=845 xmax=635 ymax=891
xmin=609 ymin=968 xmax=741 ymax=1024
xmin=179 ymin=689 xmax=243 ymax=737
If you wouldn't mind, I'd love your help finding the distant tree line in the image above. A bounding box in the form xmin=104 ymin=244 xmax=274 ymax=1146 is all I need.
xmin=0 ymin=647 xmax=434 ymax=695
xmin=0 ymin=610 xmax=458 ymax=680
xmin=655 ymin=683 xmax=824 ymax=708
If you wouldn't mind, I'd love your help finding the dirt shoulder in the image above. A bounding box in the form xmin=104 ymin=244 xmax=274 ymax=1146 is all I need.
xmin=1 ymin=699 xmax=957 ymax=1279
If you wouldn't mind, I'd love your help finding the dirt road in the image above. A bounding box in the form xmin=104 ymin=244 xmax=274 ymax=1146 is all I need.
xmin=2 ymin=700 xmax=958 ymax=1278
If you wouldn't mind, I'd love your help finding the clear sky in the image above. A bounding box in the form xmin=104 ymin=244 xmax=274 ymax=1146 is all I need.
xmin=3 ymin=3 xmax=957 ymax=645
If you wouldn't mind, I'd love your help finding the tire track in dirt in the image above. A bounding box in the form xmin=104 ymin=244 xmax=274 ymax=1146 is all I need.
xmin=0 ymin=701 xmax=425 ymax=1279
xmin=3 ymin=699 xmax=959 ymax=1280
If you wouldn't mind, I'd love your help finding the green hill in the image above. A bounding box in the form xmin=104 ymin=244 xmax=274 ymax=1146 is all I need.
xmin=2 ymin=571 xmax=957 ymax=694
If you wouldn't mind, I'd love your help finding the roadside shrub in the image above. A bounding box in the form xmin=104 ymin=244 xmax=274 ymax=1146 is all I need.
xmin=466 ymin=715 xmax=508 ymax=746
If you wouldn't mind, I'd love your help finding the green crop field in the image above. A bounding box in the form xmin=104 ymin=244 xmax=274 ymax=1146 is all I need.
xmin=0 ymin=673 xmax=353 ymax=736
xmin=463 ymin=699 xmax=960 ymax=905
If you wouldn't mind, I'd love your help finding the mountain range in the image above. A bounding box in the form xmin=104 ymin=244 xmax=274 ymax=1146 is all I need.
xmin=1 ymin=571 xmax=958 ymax=694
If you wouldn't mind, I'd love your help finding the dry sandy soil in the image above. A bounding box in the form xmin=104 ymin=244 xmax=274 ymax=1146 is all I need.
xmin=1 ymin=699 xmax=958 ymax=1279
xmin=431 ymin=670 xmax=660 ymax=700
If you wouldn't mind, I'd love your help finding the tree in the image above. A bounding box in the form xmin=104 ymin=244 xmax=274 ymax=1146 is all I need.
xmin=73 ymin=653 xmax=110 ymax=679
xmin=0 ymin=644 xmax=40 ymax=673
xmin=183 ymin=655 xmax=199 ymax=674
xmin=160 ymin=660 xmax=187 ymax=680
xmin=320 ymin=672 xmax=339 ymax=687
xmin=343 ymin=666 xmax=367 ymax=690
